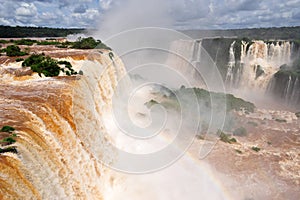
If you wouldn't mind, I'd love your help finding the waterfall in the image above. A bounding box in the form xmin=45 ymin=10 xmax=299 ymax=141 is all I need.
xmin=191 ymin=40 xmax=202 ymax=63
xmin=166 ymin=39 xmax=194 ymax=73
xmin=166 ymin=38 xmax=298 ymax=106
xmin=0 ymin=52 xmax=126 ymax=199
xmin=290 ymin=77 xmax=300 ymax=104
xmin=230 ymin=40 xmax=293 ymax=93
xmin=284 ymin=75 xmax=292 ymax=101
xmin=225 ymin=41 xmax=236 ymax=87
xmin=165 ymin=39 xmax=206 ymax=87
xmin=283 ymin=76 xmax=300 ymax=105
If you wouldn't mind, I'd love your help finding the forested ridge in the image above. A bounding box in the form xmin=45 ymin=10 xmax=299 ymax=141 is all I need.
xmin=1 ymin=25 xmax=299 ymax=40
xmin=181 ymin=26 xmax=300 ymax=40
xmin=0 ymin=26 xmax=84 ymax=38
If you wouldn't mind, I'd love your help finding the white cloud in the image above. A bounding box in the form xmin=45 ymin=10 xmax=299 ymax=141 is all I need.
xmin=171 ymin=0 xmax=211 ymax=21
xmin=100 ymin=0 xmax=113 ymax=10
xmin=74 ymin=4 xmax=88 ymax=13
xmin=0 ymin=18 xmax=11 ymax=26
xmin=0 ymin=0 xmax=299 ymax=29
xmin=15 ymin=3 xmax=37 ymax=17
xmin=70 ymin=8 xmax=100 ymax=27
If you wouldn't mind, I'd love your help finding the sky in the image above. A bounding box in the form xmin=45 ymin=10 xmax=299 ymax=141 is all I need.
xmin=0 ymin=0 xmax=299 ymax=30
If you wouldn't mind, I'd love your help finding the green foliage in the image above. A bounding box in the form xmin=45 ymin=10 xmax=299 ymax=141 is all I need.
xmin=177 ymin=87 xmax=255 ymax=113
xmin=145 ymin=99 xmax=159 ymax=108
xmin=146 ymin=86 xmax=255 ymax=136
xmin=14 ymin=39 xmax=37 ymax=46
xmin=0 ymin=25 xmax=84 ymax=38
xmin=182 ymin=26 xmax=300 ymax=40
xmin=5 ymin=45 xmax=27 ymax=57
xmin=109 ymin=52 xmax=114 ymax=60
xmin=0 ymin=39 xmax=9 ymax=44
xmin=247 ymin=121 xmax=258 ymax=126
xmin=16 ymin=58 xmax=24 ymax=62
xmin=195 ymin=134 xmax=205 ymax=140
xmin=275 ymin=58 xmax=300 ymax=80
xmin=72 ymin=37 xmax=111 ymax=50
xmin=0 ymin=147 xmax=18 ymax=154
xmin=57 ymin=60 xmax=77 ymax=75
xmin=22 ymin=54 xmax=79 ymax=77
xmin=218 ymin=130 xmax=237 ymax=144
xmin=22 ymin=54 xmax=45 ymax=67
xmin=1 ymin=137 xmax=16 ymax=145
xmin=230 ymin=138 xmax=237 ymax=143
xmin=226 ymin=94 xmax=255 ymax=113
xmin=0 ymin=126 xmax=15 ymax=133
xmin=0 ymin=126 xmax=17 ymax=146
xmin=32 ymin=57 xmax=61 ymax=77
xmin=235 ymin=149 xmax=242 ymax=154
xmin=251 ymin=146 xmax=261 ymax=152
xmin=56 ymin=44 xmax=68 ymax=48
xmin=233 ymin=127 xmax=247 ymax=136
xmin=275 ymin=118 xmax=287 ymax=123
xmin=37 ymin=41 xmax=60 ymax=45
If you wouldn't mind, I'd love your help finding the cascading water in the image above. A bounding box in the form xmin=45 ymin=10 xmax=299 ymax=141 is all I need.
xmin=191 ymin=40 xmax=202 ymax=64
xmin=166 ymin=39 xmax=223 ymax=90
xmin=225 ymin=41 xmax=236 ymax=87
xmin=0 ymin=49 xmax=233 ymax=200
xmin=232 ymin=40 xmax=292 ymax=92
xmin=284 ymin=75 xmax=293 ymax=101
xmin=0 ymin=52 xmax=126 ymax=199
xmin=290 ymin=77 xmax=300 ymax=104
xmin=168 ymin=38 xmax=299 ymax=107
xmin=166 ymin=39 xmax=204 ymax=87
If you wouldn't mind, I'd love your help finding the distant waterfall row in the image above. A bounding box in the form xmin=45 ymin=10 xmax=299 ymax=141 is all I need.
xmin=168 ymin=38 xmax=300 ymax=107
xmin=225 ymin=40 xmax=292 ymax=90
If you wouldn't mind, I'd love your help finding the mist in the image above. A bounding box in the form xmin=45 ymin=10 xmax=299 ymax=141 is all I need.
xmin=95 ymin=0 xmax=173 ymax=39
xmin=87 ymin=0 xmax=238 ymax=200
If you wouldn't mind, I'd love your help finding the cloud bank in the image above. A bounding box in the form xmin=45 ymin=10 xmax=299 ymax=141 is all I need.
xmin=0 ymin=0 xmax=299 ymax=29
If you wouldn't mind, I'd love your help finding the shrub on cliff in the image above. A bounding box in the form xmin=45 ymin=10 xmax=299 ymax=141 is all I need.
xmin=1 ymin=137 xmax=16 ymax=145
xmin=0 ymin=126 xmax=17 ymax=146
xmin=37 ymin=41 xmax=60 ymax=45
xmin=72 ymin=37 xmax=111 ymax=50
xmin=0 ymin=126 xmax=15 ymax=133
xmin=0 ymin=147 xmax=18 ymax=154
xmin=218 ymin=130 xmax=237 ymax=144
xmin=275 ymin=118 xmax=287 ymax=123
xmin=16 ymin=58 xmax=24 ymax=62
xmin=181 ymin=87 xmax=255 ymax=113
xmin=22 ymin=54 xmax=79 ymax=77
xmin=5 ymin=45 xmax=27 ymax=57
xmin=145 ymin=99 xmax=159 ymax=108
xmin=14 ymin=39 xmax=37 ymax=46
xmin=251 ymin=146 xmax=261 ymax=152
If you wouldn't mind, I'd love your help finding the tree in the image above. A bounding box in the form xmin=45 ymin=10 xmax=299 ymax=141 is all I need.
xmin=0 ymin=126 xmax=15 ymax=133
xmin=22 ymin=54 xmax=79 ymax=77
xmin=72 ymin=37 xmax=111 ymax=50
xmin=5 ymin=45 xmax=27 ymax=56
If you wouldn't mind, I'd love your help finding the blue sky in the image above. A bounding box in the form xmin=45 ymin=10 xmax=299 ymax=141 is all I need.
xmin=0 ymin=0 xmax=299 ymax=30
